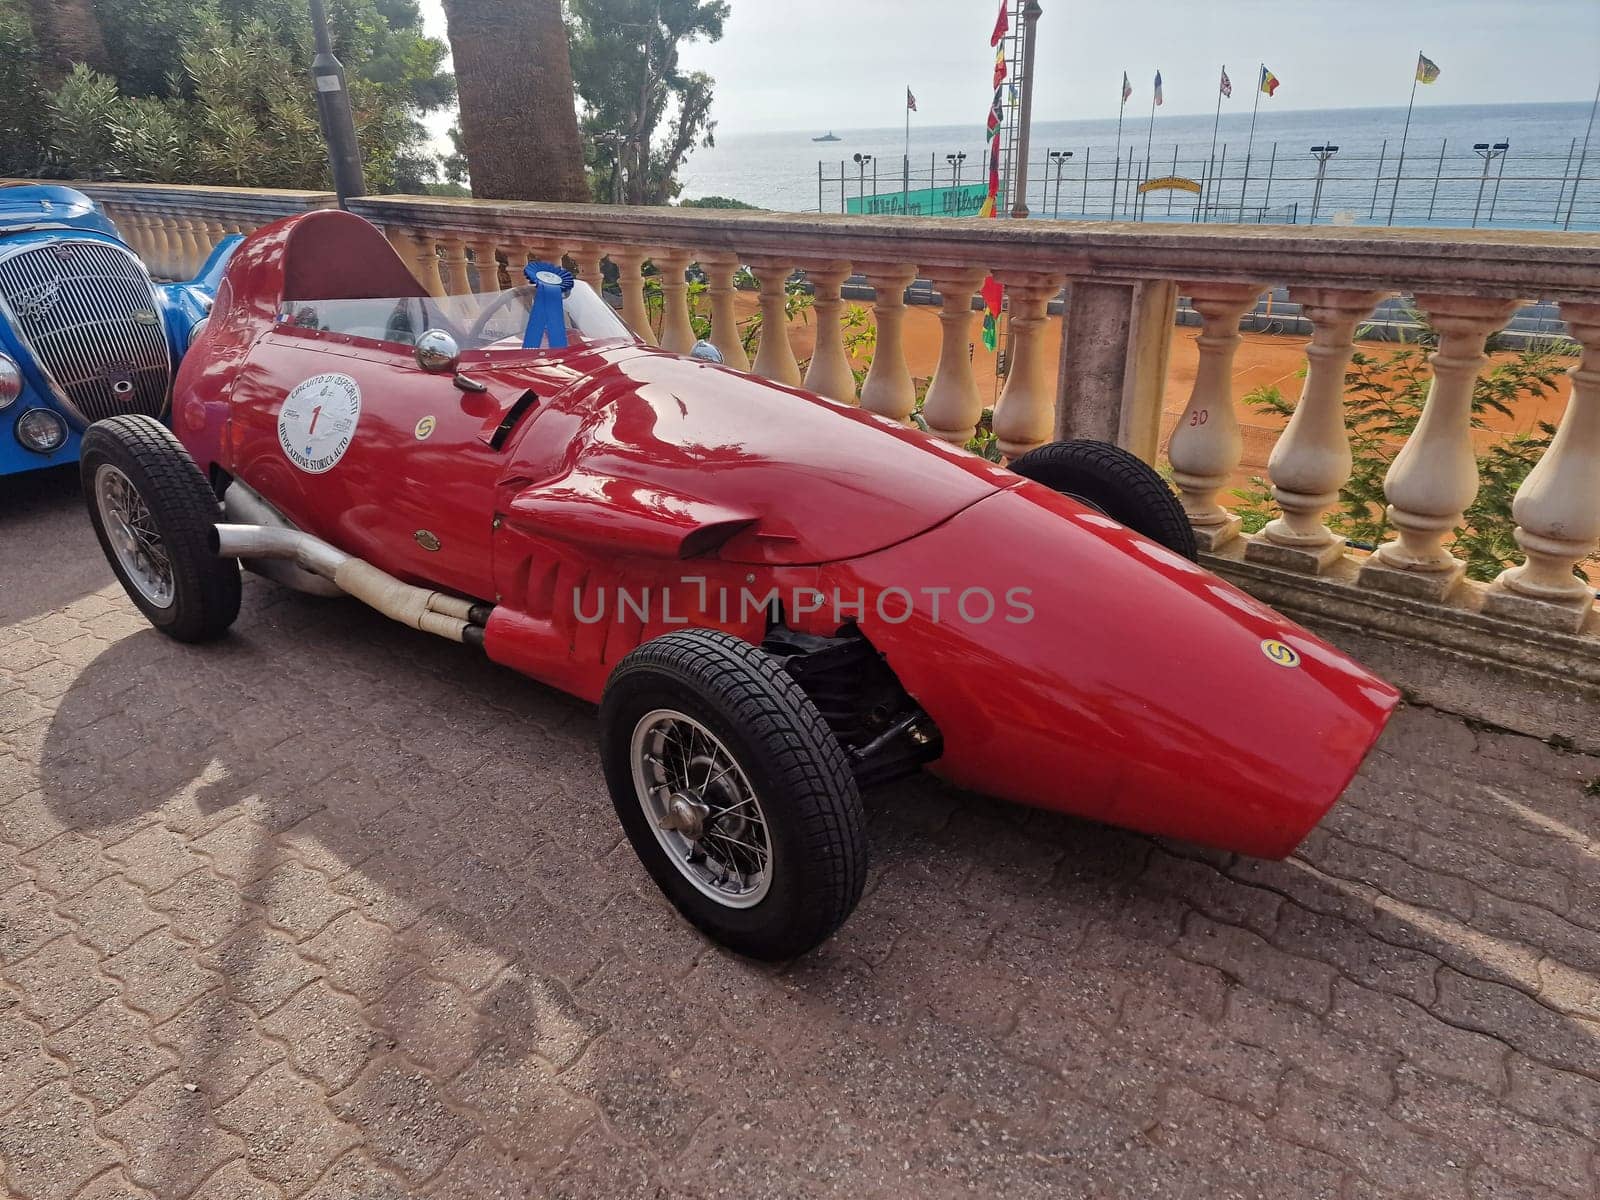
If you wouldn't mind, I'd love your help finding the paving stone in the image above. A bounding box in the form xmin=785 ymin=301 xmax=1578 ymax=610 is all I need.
xmin=0 ymin=882 xmax=73 ymax=965
xmin=56 ymin=875 xmax=167 ymax=956
xmin=0 ymin=1081 xmax=120 ymax=1200
xmin=45 ymin=1000 xmax=177 ymax=1113
xmin=260 ymin=980 xmax=382 ymax=1092
xmin=0 ymin=996 xmax=68 ymax=1108
xmin=186 ymin=1158 xmax=283 ymax=1200
xmin=330 ymin=1058 xmax=478 ymax=1184
xmin=216 ymin=1062 xmax=361 ymax=1195
xmin=299 ymin=1150 xmax=415 ymax=1200
xmin=146 ymin=867 xmax=258 ymax=949
xmin=103 ymin=927 xmax=223 ymax=1021
xmin=99 ymin=1076 xmax=247 ymax=1197
xmin=1177 ymin=912 xmax=1338 ymax=1013
xmin=152 ymin=989 xmax=286 ymax=1102
xmin=444 ymin=1040 xmax=594 ymax=1165
xmin=199 ymin=921 xmax=325 ymax=1015
xmin=241 ymin=859 xmax=355 ymax=941
xmin=1327 ymin=978 xmax=1509 ymax=1095
xmin=301 ymin=912 xmax=421 ymax=1003
xmin=106 ymin=825 xmax=211 ymax=893
xmin=5 ymin=934 xmax=120 ymax=1032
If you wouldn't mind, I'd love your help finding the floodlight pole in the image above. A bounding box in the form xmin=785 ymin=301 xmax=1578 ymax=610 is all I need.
xmin=309 ymin=0 xmax=365 ymax=207
xmin=1009 ymin=1 xmax=1043 ymax=218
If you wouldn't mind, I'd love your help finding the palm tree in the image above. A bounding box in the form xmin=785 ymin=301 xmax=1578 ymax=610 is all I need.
xmin=25 ymin=0 xmax=109 ymax=84
xmin=439 ymin=0 xmax=589 ymax=202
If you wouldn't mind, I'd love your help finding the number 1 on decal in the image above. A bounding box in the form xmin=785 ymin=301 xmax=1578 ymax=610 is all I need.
xmin=308 ymin=405 xmax=322 ymax=436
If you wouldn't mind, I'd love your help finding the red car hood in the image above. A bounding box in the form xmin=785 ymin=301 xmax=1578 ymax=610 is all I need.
xmin=505 ymin=345 xmax=1005 ymax=565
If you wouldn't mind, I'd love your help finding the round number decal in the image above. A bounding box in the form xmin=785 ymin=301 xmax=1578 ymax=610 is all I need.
xmin=278 ymin=374 xmax=362 ymax=475
xmin=1260 ymin=638 xmax=1301 ymax=669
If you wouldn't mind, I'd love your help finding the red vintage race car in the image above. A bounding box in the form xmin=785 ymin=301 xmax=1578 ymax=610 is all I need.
xmin=80 ymin=210 xmax=1399 ymax=959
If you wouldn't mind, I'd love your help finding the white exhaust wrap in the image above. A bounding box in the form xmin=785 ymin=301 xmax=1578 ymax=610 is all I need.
xmin=331 ymin=558 xmax=470 ymax=642
xmin=211 ymin=523 xmax=474 ymax=645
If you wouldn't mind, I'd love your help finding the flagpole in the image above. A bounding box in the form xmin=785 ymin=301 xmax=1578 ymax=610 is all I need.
xmin=904 ymin=85 xmax=911 ymax=215
xmin=1144 ymin=72 xmax=1158 ymax=215
xmin=1563 ymin=71 xmax=1599 ymax=231
xmin=1113 ymin=76 xmax=1126 ymax=217
xmin=1206 ymin=66 xmax=1225 ymax=217
xmin=1387 ymin=53 xmax=1421 ymax=225
xmin=1241 ymin=63 xmax=1262 ymax=213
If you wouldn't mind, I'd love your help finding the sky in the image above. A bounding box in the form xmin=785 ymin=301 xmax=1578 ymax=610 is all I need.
xmin=418 ymin=0 xmax=1600 ymax=137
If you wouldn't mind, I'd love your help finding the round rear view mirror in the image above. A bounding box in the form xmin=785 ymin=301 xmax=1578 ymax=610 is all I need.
xmin=415 ymin=329 xmax=461 ymax=373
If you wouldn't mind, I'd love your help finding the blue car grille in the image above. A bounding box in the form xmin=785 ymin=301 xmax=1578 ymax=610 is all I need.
xmin=0 ymin=240 xmax=172 ymax=426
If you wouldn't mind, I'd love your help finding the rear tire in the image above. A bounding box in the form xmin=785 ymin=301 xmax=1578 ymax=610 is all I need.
xmin=600 ymin=629 xmax=867 ymax=960
xmin=1010 ymin=438 xmax=1197 ymax=561
xmin=80 ymin=415 xmax=240 ymax=643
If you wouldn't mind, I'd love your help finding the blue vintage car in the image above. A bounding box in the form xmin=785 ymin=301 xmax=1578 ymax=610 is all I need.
xmin=0 ymin=184 xmax=236 ymax=477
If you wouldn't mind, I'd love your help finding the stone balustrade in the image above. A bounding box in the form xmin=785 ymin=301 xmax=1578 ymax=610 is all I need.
xmin=63 ymin=182 xmax=336 ymax=280
xmin=28 ymin=180 xmax=1600 ymax=672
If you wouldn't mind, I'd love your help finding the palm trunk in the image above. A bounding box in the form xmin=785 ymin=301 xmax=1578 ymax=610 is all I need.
xmin=26 ymin=0 xmax=110 ymax=84
xmin=440 ymin=0 xmax=589 ymax=203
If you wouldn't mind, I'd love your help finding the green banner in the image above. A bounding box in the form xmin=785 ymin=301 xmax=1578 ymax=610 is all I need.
xmin=846 ymin=183 xmax=988 ymax=218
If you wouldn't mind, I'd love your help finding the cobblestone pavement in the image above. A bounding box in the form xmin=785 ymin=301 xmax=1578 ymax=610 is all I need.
xmin=3 ymin=468 xmax=1599 ymax=1200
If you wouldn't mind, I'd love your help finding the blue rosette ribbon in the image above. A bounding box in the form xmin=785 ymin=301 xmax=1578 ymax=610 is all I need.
xmin=522 ymin=261 xmax=575 ymax=349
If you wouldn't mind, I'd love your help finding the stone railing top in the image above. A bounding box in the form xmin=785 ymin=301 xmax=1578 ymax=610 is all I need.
xmin=348 ymin=193 xmax=1600 ymax=303
xmin=66 ymin=180 xmax=338 ymax=221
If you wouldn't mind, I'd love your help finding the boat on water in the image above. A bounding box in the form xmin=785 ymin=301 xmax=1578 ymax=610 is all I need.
xmin=812 ymin=131 xmax=841 ymax=143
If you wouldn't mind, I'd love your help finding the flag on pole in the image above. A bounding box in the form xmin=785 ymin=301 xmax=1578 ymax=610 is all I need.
xmin=990 ymin=0 xmax=1008 ymax=47
xmin=1153 ymin=70 xmax=1163 ymax=106
xmin=1121 ymin=72 xmax=1132 ymax=104
xmin=907 ymin=88 xmax=917 ymax=112
xmin=1220 ymin=66 xmax=1232 ymax=98
xmin=993 ymin=44 xmax=1007 ymax=89
xmin=1416 ymin=53 xmax=1440 ymax=83
xmin=1259 ymin=66 xmax=1280 ymax=96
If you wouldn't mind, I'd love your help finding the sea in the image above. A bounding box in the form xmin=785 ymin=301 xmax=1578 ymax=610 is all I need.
xmin=675 ymin=101 xmax=1598 ymax=231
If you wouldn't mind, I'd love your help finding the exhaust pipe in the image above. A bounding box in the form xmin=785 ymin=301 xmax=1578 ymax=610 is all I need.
xmin=209 ymin=523 xmax=483 ymax=645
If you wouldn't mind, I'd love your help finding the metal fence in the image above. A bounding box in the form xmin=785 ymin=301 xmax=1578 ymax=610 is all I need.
xmin=818 ymin=138 xmax=1598 ymax=230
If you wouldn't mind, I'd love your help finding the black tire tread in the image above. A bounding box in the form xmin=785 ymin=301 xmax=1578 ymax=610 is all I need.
xmin=80 ymin=415 xmax=241 ymax=643
xmin=1010 ymin=438 xmax=1198 ymax=561
xmin=601 ymin=628 xmax=866 ymax=959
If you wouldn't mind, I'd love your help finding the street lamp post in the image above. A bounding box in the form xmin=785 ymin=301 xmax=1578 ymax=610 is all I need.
xmin=1010 ymin=1 xmax=1043 ymax=218
xmin=854 ymin=153 xmax=874 ymax=208
xmin=1049 ymin=150 xmax=1073 ymax=219
xmin=946 ymin=152 xmax=967 ymax=189
xmin=308 ymin=0 xmax=365 ymax=207
xmin=1308 ymin=144 xmax=1339 ymax=226
xmin=1472 ymin=141 xmax=1509 ymax=228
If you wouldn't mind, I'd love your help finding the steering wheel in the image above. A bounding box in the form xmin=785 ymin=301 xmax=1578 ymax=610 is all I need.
xmin=468 ymin=283 xmax=547 ymax=347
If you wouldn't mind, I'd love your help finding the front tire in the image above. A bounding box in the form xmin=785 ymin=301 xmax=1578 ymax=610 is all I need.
xmin=80 ymin=415 xmax=240 ymax=643
xmin=600 ymin=629 xmax=867 ymax=960
xmin=1010 ymin=438 xmax=1198 ymax=561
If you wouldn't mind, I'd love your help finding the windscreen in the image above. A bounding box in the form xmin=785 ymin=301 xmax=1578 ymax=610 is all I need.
xmin=276 ymin=279 xmax=636 ymax=351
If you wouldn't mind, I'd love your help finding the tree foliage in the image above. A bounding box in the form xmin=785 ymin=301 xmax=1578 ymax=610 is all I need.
xmin=567 ymin=0 xmax=728 ymax=204
xmin=4 ymin=0 xmax=451 ymax=191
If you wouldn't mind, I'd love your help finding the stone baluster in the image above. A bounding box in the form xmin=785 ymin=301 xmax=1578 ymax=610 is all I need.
xmin=609 ymin=247 xmax=658 ymax=346
xmin=921 ymin=269 xmax=988 ymax=444
xmin=147 ymin=216 xmax=176 ymax=279
xmin=991 ymin=273 xmax=1062 ymax=459
xmin=573 ymin=245 xmax=606 ymax=295
xmin=1245 ymin=288 xmax=1386 ymax=572
xmin=745 ymin=259 xmax=801 ymax=385
xmin=174 ymin=217 xmax=205 ymax=279
xmin=700 ymin=254 xmax=750 ymax=371
xmin=1484 ymin=303 xmax=1600 ymax=631
xmin=1167 ymin=283 xmax=1267 ymax=550
xmin=404 ymin=230 xmax=447 ymax=297
xmin=437 ymin=235 xmax=472 ymax=294
xmin=123 ymin=213 xmax=156 ymax=272
xmin=858 ymin=263 xmax=919 ymax=422
xmin=201 ymin=220 xmax=229 ymax=264
xmin=1358 ymin=295 xmax=1522 ymax=599
xmin=800 ymin=261 xmax=856 ymax=403
xmin=654 ymin=249 xmax=696 ymax=354
xmin=466 ymin=239 xmax=501 ymax=293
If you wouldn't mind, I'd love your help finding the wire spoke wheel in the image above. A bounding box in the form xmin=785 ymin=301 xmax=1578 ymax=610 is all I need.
xmin=630 ymin=709 xmax=773 ymax=908
xmin=94 ymin=462 xmax=175 ymax=608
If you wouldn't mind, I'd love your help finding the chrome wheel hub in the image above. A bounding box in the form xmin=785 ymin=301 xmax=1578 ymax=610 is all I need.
xmin=630 ymin=710 xmax=773 ymax=908
xmin=94 ymin=463 xmax=175 ymax=609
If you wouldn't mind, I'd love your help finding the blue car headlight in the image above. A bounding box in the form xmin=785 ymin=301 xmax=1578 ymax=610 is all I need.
xmin=0 ymin=354 xmax=21 ymax=410
xmin=187 ymin=316 xmax=211 ymax=351
xmin=15 ymin=408 xmax=67 ymax=453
